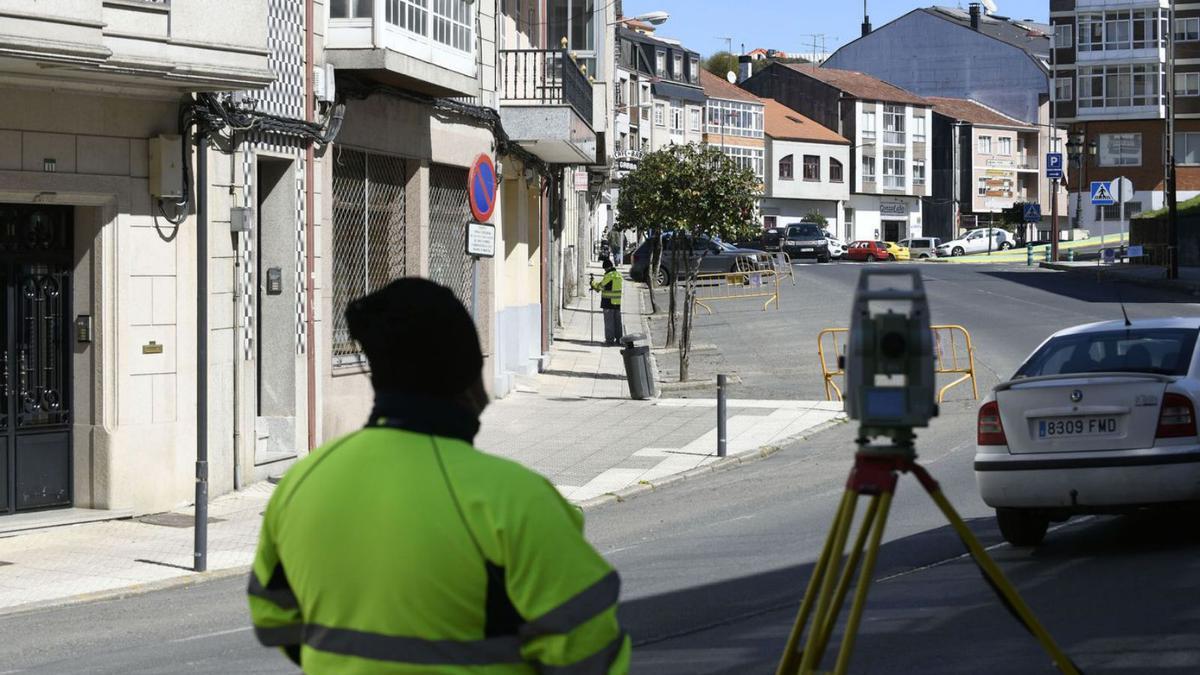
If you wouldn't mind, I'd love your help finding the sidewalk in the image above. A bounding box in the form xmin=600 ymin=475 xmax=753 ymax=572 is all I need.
xmin=0 ymin=263 xmax=845 ymax=615
xmin=1041 ymin=260 xmax=1200 ymax=295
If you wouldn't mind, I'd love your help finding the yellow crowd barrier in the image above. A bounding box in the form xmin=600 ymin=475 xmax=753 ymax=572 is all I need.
xmin=771 ymin=252 xmax=797 ymax=285
xmin=692 ymin=262 xmax=781 ymax=314
xmin=817 ymin=324 xmax=979 ymax=403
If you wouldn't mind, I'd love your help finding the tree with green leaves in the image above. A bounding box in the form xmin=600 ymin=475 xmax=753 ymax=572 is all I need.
xmin=804 ymin=210 xmax=828 ymax=228
xmin=616 ymin=143 xmax=759 ymax=381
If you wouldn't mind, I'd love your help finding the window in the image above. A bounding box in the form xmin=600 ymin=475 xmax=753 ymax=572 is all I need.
xmin=1080 ymin=10 xmax=1164 ymax=51
xmin=861 ymin=110 xmax=876 ymax=140
xmin=830 ymin=158 xmax=844 ymax=183
xmin=688 ymin=107 xmax=701 ymax=132
xmin=705 ymin=99 xmax=764 ymax=138
xmin=1177 ymin=72 xmax=1200 ymax=96
xmin=862 ymin=155 xmax=876 ymax=183
xmin=654 ymin=102 xmax=665 ymax=127
xmin=615 ymin=80 xmax=626 ymax=108
xmin=912 ymin=160 xmax=926 ymax=187
xmin=882 ymin=149 xmax=905 ymax=189
xmin=673 ymin=53 xmax=683 ymax=81
xmin=656 ymin=50 xmax=666 ymax=77
xmin=1178 ymin=132 xmax=1200 ymax=165
xmin=978 ymin=135 xmax=993 ymax=154
xmin=1078 ymin=13 xmax=1102 ymax=52
xmin=1095 ymin=201 xmax=1142 ymax=221
xmin=1054 ymin=22 xmax=1073 ymax=49
xmin=779 ymin=154 xmax=794 ymax=180
xmin=690 ymin=57 xmax=700 ymax=83
xmin=912 ymin=115 xmax=926 ymax=143
xmin=1016 ymin=328 xmax=1198 ymax=379
xmin=803 ymin=155 xmax=820 ymax=181
xmin=883 ymin=105 xmax=905 ymax=145
xmin=1098 ymin=133 xmax=1141 ymax=166
xmin=998 ymin=137 xmax=1012 ymax=156
xmin=1078 ymin=64 xmax=1163 ymax=109
xmin=641 ymin=84 xmax=651 ymax=120
xmin=670 ymin=102 xmax=683 ymax=132
xmin=1055 ymin=76 xmax=1073 ymax=102
xmin=381 ymin=0 xmax=474 ymax=53
xmin=721 ymin=146 xmax=765 ymax=182
xmin=333 ymin=0 xmax=374 ymax=18
xmin=1177 ymin=17 xmax=1200 ymax=42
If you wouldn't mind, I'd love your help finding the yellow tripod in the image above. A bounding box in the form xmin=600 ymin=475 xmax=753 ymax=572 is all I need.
xmin=776 ymin=450 xmax=1082 ymax=675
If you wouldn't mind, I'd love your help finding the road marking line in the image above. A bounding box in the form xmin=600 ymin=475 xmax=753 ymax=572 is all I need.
xmin=170 ymin=626 xmax=252 ymax=643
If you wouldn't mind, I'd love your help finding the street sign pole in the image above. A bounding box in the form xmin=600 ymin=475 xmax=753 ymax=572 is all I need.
xmin=1051 ymin=178 xmax=1060 ymax=262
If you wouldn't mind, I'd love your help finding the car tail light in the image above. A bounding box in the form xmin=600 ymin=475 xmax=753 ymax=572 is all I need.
xmin=977 ymin=401 xmax=1007 ymax=446
xmin=1156 ymin=393 xmax=1196 ymax=439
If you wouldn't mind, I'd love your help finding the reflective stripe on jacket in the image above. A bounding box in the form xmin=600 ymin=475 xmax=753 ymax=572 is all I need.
xmin=590 ymin=270 xmax=623 ymax=309
xmin=248 ymin=397 xmax=631 ymax=674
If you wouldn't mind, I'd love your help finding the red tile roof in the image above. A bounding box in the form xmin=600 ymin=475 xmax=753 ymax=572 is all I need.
xmin=699 ymin=69 xmax=762 ymax=103
xmin=925 ymin=96 xmax=1034 ymax=128
xmin=762 ymin=99 xmax=848 ymax=145
xmin=782 ymin=64 xmax=928 ymax=106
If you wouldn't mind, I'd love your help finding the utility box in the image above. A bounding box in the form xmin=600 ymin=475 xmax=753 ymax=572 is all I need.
xmin=149 ymin=134 xmax=184 ymax=200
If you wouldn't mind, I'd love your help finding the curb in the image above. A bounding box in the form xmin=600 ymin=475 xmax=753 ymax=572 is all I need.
xmin=1039 ymin=262 xmax=1200 ymax=295
xmin=576 ymin=417 xmax=845 ymax=511
xmin=657 ymin=374 xmax=743 ymax=393
xmin=0 ymin=564 xmax=250 ymax=619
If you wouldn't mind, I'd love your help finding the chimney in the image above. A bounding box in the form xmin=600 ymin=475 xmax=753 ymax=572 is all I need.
xmin=862 ymin=0 xmax=871 ymax=36
xmin=738 ymin=54 xmax=753 ymax=83
xmin=969 ymin=3 xmax=981 ymax=31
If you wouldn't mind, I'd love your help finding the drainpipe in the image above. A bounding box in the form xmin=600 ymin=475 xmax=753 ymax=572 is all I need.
xmin=195 ymin=132 xmax=209 ymax=573
xmin=305 ymin=0 xmax=317 ymax=451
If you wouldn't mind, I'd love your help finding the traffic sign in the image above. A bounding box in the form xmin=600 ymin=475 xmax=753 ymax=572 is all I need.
xmin=1022 ymin=203 xmax=1041 ymax=223
xmin=467 ymin=154 xmax=497 ymax=222
xmin=1045 ymin=153 xmax=1063 ymax=179
xmin=466 ymin=222 xmax=496 ymax=258
xmin=1090 ymin=181 xmax=1114 ymax=206
xmin=1112 ymin=176 xmax=1134 ymax=203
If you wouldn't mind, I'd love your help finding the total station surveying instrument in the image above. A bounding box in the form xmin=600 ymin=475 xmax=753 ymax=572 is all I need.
xmin=776 ymin=268 xmax=1081 ymax=675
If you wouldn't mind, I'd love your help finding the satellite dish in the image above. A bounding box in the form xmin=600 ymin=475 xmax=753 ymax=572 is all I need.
xmin=981 ymin=0 xmax=998 ymax=15
xmin=726 ymin=70 xmax=737 ymax=84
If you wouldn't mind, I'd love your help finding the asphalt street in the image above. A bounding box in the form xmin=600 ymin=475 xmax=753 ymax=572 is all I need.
xmin=1 ymin=263 xmax=1197 ymax=674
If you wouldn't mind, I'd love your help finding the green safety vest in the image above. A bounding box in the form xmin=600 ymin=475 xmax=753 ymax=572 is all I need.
xmin=248 ymin=399 xmax=631 ymax=674
xmin=591 ymin=271 xmax=623 ymax=307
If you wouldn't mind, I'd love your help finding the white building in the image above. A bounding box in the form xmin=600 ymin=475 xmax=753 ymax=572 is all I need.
xmin=760 ymin=99 xmax=851 ymax=230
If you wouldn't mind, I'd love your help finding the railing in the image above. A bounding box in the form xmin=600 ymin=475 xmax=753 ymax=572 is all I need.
xmin=882 ymin=175 xmax=906 ymax=190
xmin=1017 ymin=155 xmax=1039 ymax=169
xmin=883 ymin=130 xmax=905 ymax=145
xmin=499 ymin=49 xmax=594 ymax=124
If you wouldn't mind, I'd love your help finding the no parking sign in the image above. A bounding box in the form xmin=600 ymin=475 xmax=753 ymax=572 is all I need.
xmin=468 ymin=154 xmax=497 ymax=222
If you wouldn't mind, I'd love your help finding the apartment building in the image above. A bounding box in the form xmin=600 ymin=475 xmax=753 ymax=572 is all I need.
xmin=1050 ymin=1 xmax=1200 ymax=234
xmin=611 ymin=28 xmax=704 ymax=153
xmin=759 ymin=99 xmax=851 ymax=231
xmin=701 ymin=70 xmax=767 ymax=187
xmin=742 ymin=64 xmax=933 ymax=243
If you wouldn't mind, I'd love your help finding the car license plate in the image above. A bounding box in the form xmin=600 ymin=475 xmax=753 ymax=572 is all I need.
xmin=1037 ymin=417 xmax=1118 ymax=438
xmin=800 ymin=247 xmax=813 ymax=252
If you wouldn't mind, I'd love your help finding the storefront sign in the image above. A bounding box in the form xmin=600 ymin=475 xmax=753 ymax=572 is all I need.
xmin=879 ymin=201 xmax=907 ymax=217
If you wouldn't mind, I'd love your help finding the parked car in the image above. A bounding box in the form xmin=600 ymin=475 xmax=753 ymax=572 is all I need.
xmin=884 ymin=241 xmax=910 ymax=261
xmin=844 ymin=240 xmax=892 ymax=262
xmin=629 ymin=233 xmax=771 ymax=285
xmin=779 ymin=221 xmax=831 ymax=263
xmin=824 ymin=233 xmax=847 ymax=260
xmin=975 ymin=318 xmax=1200 ymax=546
xmin=937 ymin=228 xmax=1013 ymax=256
xmin=898 ymin=237 xmax=942 ymax=259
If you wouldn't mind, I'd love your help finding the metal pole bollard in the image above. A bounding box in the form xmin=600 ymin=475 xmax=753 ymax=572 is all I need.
xmin=1026 ymin=243 xmax=1033 ymax=267
xmin=1044 ymin=243 xmax=1052 ymax=262
xmin=717 ymin=374 xmax=727 ymax=458
xmin=1068 ymin=247 xmax=1076 ymax=262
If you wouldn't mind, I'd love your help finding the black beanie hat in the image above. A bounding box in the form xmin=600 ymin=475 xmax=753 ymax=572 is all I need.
xmin=345 ymin=278 xmax=483 ymax=397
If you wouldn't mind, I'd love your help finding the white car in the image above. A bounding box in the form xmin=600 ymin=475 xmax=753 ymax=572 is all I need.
xmin=975 ymin=318 xmax=1200 ymax=546
xmin=823 ymin=233 xmax=847 ymax=259
xmin=937 ymin=228 xmax=1013 ymax=257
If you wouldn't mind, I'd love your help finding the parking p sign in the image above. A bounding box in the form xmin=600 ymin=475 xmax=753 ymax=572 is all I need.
xmin=1046 ymin=152 xmax=1063 ymax=179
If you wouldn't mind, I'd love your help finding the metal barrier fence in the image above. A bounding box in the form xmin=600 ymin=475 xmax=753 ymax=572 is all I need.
xmin=771 ymin=252 xmax=797 ymax=285
xmin=817 ymin=324 xmax=979 ymax=403
xmin=692 ymin=265 xmax=781 ymax=314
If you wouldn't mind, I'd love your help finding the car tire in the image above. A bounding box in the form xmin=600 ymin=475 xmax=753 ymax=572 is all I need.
xmin=818 ymin=255 xmax=830 ymax=263
xmin=888 ymin=254 xmax=896 ymax=261
xmin=952 ymin=246 xmax=965 ymax=257
xmin=996 ymin=508 xmax=1049 ymax=547
xmin=999 ymin=241 xmax=1013 ymax=251
xmin=656 ymin=267 xmax=673 ymax=287
xmin=864 ymin=255 xmax=874 ymax=263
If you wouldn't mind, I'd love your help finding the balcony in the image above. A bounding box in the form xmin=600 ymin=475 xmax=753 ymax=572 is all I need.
xmin=0 ymin=0 xmax=272 ymax=92
xmin=498 ymin=49 xmax=597 ymax=165
xmin=883 ymin=130 xmax=906 ymax=146
xmin=1016 ymin=154 xmax=1039 ymax=171
xmin=882 ymin=175 xmax=906 ymax=190
xmin=326 ymin=0 xmax=479 ymax=98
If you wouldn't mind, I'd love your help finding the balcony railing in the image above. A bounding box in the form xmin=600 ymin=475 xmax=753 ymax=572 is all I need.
xmin=882 ymin=175 xmax=906 ymax=190
xmin=1017 ymin=155 xmax=1039 ymax=170
xmin=883 ymin=130 xmax=905 ymax=145
xmin=500 ymin=49 xmax=593 ymax=125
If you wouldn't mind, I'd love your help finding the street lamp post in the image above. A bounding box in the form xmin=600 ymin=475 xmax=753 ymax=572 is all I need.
xmin=1064 ymin=130 xmax=1097 ymax=261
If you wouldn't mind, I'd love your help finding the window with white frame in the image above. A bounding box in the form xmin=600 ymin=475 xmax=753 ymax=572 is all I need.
xmin=335 ymin=0 xmax=374 ymax=18
xmin=1177 ymin=17 xmax=1200 ymax=41
xmin=641 ymin=83 xmax=651 ymax=120
xmin=688 ymin=107 xmax=701 ymax=132
xmin=978 ymin=135 xmax=993 ymax=154
xmin=690 ymin=57 xmax=700 ymax=83
xmin=862 ymin=155 xmax=876 ymax=183
xmin=705 ymin=99 xmax=764 ymax=138
xmin=673 ymin=53 xmax=683 ymax=81
xmin=861 ymin=110 xmax=876 ymax=140
xmin=1078 ymin=64 xmax=1163 ymax=109
xmin=1078 ymin=9 xmax=1163 ymax=52
xmin=912 ymin=159 xmax=926 ymax=187
xmin=883 ymin=105 xmax=905 ymax=145
xmin=1177 ymin=132 xmax=1200 ymax=165
xmin=1054 ymin=22 xmax=1073 ymax=49
xmin=830 ymin=157 xmax=844 ymax=183
xmin=1098 ymin=133 xmax=1141 ymax=166
xmin=912 ymin=115 xmax=926 ymax=143
xmin=671 ymin=102 xmax=683 ymax=132
xmin=377 ymin=0 xmax=474 ymax=53
xmin=803 ymin=155 xmax=820 ymax=181
xmin=1055 ymin=76 xmax=1073 ymax=102
xmin=656 ymin=50 xmax=666 ymax=77
xmin=654 ymin=102 xmax=665 ymax=127
xmin=779 ymin=154 xmax=794 ymax=180
xmin=998 ymin=137 xmax=1012 ymax=155
xmin=1177 ymin=72 xmax=1200 ymax=96
xmin=721 ymin=146 xmax=764 ymax=182
xmin=882 ymin=149 xmax=905 ymax=189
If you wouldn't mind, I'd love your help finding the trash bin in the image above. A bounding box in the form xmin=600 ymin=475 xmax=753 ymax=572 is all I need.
xmin=619 ymin=333 xmax=654 ymax=400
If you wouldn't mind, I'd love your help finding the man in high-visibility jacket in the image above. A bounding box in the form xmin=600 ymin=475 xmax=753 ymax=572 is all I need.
xmin=590 ymin=259 xmax=623 ymax=346
xmin=248 ymin=278 xmax=630 ymax=674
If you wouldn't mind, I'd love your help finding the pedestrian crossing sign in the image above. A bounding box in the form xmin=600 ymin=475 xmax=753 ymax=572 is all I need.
xmin=1090 ymin=181 xmax=1115 ymax=206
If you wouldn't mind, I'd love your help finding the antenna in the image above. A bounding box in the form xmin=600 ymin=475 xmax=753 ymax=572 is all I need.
xmin=1115 ymin=285 xmax=1132 ymax=327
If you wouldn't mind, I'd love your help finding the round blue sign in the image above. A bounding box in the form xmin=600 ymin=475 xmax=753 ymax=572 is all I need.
xmin=468 ymin=154 xmax=497 ymax=222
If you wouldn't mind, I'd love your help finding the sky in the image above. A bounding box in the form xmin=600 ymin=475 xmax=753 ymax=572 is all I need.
xmin=622 ymin=0 xmax=1049 ymax=59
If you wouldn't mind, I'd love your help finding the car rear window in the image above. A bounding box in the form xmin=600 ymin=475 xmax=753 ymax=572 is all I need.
xmin=1015 ymin=328 xmax=1199 ymax=378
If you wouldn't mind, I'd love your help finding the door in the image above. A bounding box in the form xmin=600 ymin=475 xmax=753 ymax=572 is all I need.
xmin=0 ymin=205 xmax=73 ymax=514
xmin=883 ymin=220 xmax=903 ymax=243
